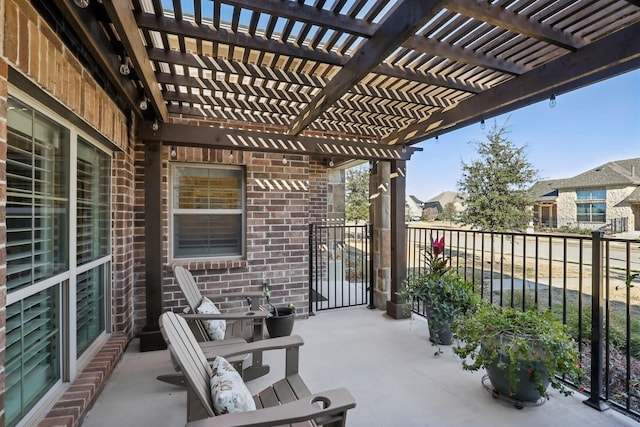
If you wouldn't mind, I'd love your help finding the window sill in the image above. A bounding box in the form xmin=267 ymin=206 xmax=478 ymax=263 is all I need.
xmin=170 ymin=258 xmax=248 ymax=271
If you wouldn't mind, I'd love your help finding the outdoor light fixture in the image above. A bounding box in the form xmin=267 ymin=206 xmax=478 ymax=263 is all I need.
xmin=549 ymin=93 xmax=557 ymax=108
xmin=329 ymin=158 xmax=334 ymax=167
xmin=401 ymin=145 xmax=407 ymax=154
xmin=282 ymin=155 xmax=287 ymax=165
xmin=480 ymin=119 xmax=485 ymax=130
xmin=139 ymin=96 xmax=148 ymax=111
xmin=170 ymin=146 xmax=177 ymax=158
xmin=152 ymin=119 xmax=159 ymax=131
xmin=119 ymin=56 xmax=130 ymax=76
xmin=229 ymin=150 xmax=233 ymax=160
xmin=74 ymin=0 xmax=90 ymax=7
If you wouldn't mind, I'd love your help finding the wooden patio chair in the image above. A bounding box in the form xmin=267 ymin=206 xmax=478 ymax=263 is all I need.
xmin=159 ymin=311 xmax=356 ymax=427
xmin=158 ymin=266 xmax=272 ymax=384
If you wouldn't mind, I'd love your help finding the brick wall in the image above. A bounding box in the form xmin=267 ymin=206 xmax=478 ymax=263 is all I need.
xmin=4 ymin=2 xmax=135 ymax=425
xmin=4 ymin=0 xmax=128 ymax=151
xmin=133 ymin=146 xmax=326 ymax=326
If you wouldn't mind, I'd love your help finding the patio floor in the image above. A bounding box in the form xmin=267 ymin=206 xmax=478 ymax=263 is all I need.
xmin=80 ymin=307 xmax=640 ymax=427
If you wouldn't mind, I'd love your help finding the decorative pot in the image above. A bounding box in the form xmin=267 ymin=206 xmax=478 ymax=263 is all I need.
xmin=427 ymin=318 xmax=453 ymax=345
xmin=265 ymin=306 xmax=295 ymax=337
xmin=482 ymin=335 xmax=550 ymax=403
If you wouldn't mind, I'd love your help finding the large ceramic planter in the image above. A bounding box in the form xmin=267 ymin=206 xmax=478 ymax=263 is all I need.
xmin=482 ymin=334 xmax=550 ymax=403
xmin=265 ymin=306 xmax=295 ymax=338
xmin=485 ymin=356 xmax=550 ymax=402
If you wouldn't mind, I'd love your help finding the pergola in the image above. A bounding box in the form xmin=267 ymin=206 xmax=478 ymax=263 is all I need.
xmin=51 ymin=0 xmax=640 ymax=160
xmin=45 ymin=0 xmax=640 ymax=335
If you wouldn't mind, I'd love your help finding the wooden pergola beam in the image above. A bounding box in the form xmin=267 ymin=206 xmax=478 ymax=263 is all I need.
xmin=136 ymin=12 xmax=347 ymax=66
xmin=381 ymin=22 xmax=640 ymax=146
xmin=221 ymin=0 xmax=379 ymax=37
xmin=103 ymin=2 xmax=168 ymax=121
xmin=287 ymin=0 xmax=445 ymax=136
xmin=51 ymin=0 xmax=141 ymax=117
xmin=137 ymin=122 xmax=420 ymax=161
xmin=446 ymin=0 xmax=586 ymax=50
xmin=402 ymin=35 xmax=528 ymax=75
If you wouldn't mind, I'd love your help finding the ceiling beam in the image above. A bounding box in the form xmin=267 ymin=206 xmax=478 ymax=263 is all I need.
xmin=136 ymin=12 xmax=347 ymax=66
xmin=402 ymin=35 xmax=528 ymax=75
xmin=287 ymin=0 xmax=445 ymax=135
xmin=446 ymin=0 xmax=586 ymax=50
xmin=221 ymin=0 xmax=378 ymax=37
xmin=373 ymin=63 xmax=482 ymax=93
xmin=381 ymin=22 xmax=640 ymax=145
xmin=137 ymin=122 xmax=419 ymax=161
xmin=103 ymin=2 xmax=168 ymax=121
xmin=51 ymin=0 xmax=141 ymax=117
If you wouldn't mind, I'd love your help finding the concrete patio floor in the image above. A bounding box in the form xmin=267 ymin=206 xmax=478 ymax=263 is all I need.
xmin=81 ymin=307 xmax=640 ymax=427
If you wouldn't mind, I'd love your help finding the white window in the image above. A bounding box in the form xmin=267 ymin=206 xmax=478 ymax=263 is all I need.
xmin=6 ymin=94 xmax=111 ymax=427
xmin=171 ymin=165 xmax=245 ymax=259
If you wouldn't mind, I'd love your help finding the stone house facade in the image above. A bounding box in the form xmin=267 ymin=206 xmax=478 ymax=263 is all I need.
xmin=531 ymin=158 xmax=640 ymax=232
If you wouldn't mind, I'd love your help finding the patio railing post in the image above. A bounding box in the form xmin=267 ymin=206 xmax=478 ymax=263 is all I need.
xmin=367 ymin=222 xmax=375 ymax=309
xmin=308 ymin=223 xmax=315 ymax=316
xmin=584 ymin=230 xmax=609 ymax=411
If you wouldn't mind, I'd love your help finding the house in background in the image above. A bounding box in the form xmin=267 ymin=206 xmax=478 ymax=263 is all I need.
xmin=406 ymin=195 xmax=424 ymax=221
xmin=531 ymin=158 xmax=640 ymax=233
xmin=422 ymin=191 xmax=464 ymax=220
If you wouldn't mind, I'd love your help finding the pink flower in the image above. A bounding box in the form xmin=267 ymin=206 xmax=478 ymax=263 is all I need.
xmin=431 ymin=236 xmax=445 ymax=256
xmin=487 ymin=326 xmax=493 ymax=331
xmin=579 ymin=386 xmax=585 ymax=392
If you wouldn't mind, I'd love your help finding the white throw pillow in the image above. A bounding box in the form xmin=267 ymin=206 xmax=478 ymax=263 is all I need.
xmin=197 ymin=296 xmax=226 ymax=341
xmin=210 ymin=356 xmax=256 ymax=415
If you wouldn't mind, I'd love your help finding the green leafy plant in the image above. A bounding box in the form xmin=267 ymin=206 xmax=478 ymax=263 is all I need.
xmin=398 ymin=236 xmax=479 ymax=352
xmin=453 ymin=302 xmax=584 ymax=400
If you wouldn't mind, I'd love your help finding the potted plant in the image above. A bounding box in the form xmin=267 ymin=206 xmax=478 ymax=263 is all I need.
xmin=262 ymin=282 xmax=296 ymax=338
xmin=398 ymin=236 xmax=478 ymax=348
xmin=453 ymin=302 xmax=584 ymax=406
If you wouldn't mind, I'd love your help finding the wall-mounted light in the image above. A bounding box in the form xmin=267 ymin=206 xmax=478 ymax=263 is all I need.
xmin=229 ymin=150 xmax=234 ymax=160
xmin=139 ymin=96 xmax=148 ymax=111
xmin=151 ymin=119 xmax=159 ymax=131
xmin=119 ymin=56 xmax=130 ymax=76
xmin=329 ymin=158 xmax=334 ymax=167
xmin=170 ymin=146 xmax=177 ymax=158
xmin=282 ymin=155 xmax=287 ymax=165
xmin=480 ymin=119 xmax=485 ymax=130
xmin=73 ymin=0 xmax=90 ymax=7
xmin=549 ymin=93 xmax=557 ymax=108
xmin=401 ymin=145 xmax=407 ymax=154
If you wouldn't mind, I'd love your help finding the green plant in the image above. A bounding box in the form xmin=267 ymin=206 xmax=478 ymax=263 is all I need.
xmin=398 ymin=236 xmax=479 ymax=351
xmin=453 ymin=302 xmax=584 ymax=399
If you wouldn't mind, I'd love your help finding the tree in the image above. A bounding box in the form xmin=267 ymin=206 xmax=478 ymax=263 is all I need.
xmin=441 ymin=202 xmax=457 ymax=225
xmin=457 ymin=122 xmax=537 ymax=231
xmin=345 ymin=165 xmax=370 ymax=223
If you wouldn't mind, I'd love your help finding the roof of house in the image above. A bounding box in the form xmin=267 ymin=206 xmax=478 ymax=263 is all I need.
xmin=624 ymin=186 xmax=640 ymax=203
xmin=425 ymin=191 xmax=462 ymax=205
xmin=554 ymin=158 xmax=640 ymax=190
xmin=408 ymin=195 xmax=423 ymax=206
xmin=530 ymin=179 xmax=564 ymax=202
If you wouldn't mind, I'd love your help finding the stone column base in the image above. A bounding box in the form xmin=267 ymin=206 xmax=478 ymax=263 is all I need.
xmin=386 ymin=301 xmax=411 ymax=319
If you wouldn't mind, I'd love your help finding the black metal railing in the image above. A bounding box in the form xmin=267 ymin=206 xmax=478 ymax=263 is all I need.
xmin=309 ymin=223 xmax=372 ymax=312
xmin=406 ymin=226 xmax=640 ymax=418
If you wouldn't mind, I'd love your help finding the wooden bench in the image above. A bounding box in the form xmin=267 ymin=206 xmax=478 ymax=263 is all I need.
xmin=160 ymin=311 xmax=356 ymax=427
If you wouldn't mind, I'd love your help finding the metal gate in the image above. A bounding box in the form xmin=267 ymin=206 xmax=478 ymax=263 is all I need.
xmin=308 ymin=222 xmax=372 ymax=312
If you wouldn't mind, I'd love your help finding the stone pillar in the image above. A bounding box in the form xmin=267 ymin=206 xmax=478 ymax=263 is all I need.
xmin=371 ymin=161 xmax=391 ymax=309
xmin=387 ymin=160 xmax=410 ymax=318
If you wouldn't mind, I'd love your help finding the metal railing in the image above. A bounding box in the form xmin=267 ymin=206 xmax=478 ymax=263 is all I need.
xmin=308 ymin=223 xmax=372 ymax=312
xmin=406 ymin=226 xmax=640 ymax=418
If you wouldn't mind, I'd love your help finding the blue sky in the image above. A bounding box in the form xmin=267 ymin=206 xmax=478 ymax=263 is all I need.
xmin=407 ymin=68 xmax=640 ymax=201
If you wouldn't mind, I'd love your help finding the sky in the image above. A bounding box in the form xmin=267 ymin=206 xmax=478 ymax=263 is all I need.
xmin=406 ymin=68 xmax=640 ymax=201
